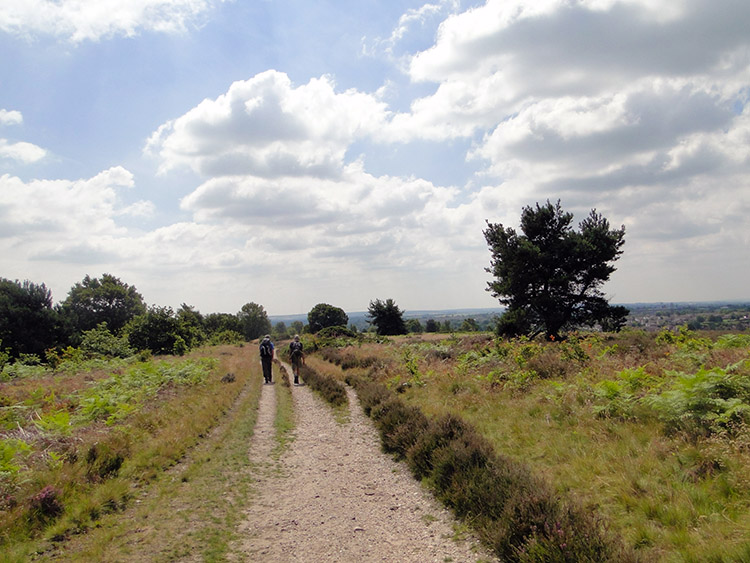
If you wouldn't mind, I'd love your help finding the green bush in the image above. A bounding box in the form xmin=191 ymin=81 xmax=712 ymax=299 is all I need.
xmin=645 ymin=366 xmax=750 ymax=436
xmin=369 ymin=397 xmax=428 ymax=457
xmin=80 ymin=323 xmax=134 ymax=358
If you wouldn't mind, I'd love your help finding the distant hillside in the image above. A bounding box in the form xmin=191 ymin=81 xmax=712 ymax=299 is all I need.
xmin=270 ymin=307 xmax=505 ymax=331
xmin=270 ymin=301 xmax=750 ymax=333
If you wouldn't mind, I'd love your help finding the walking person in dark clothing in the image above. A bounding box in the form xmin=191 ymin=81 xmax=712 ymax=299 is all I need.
xmin=289 ymin=334 xmax=304 ymax=385
xmin=259 ymin=334 xmax=275 ymax=384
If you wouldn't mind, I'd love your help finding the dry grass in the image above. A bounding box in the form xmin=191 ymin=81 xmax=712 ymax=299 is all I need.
xmin=317 ymin=329 xmax=750 ymax=562
xmin=0 ymin=344 xmax=255 ymax=561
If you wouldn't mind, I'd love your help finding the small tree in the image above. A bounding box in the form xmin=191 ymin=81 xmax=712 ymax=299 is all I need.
xmin=367 ymin=298 xmax=407 ymax=336
xmin=460 ymin=318 xmax=480 ymax=332
xmin=60 ymin=274 xmax=146 ymax=336
xmin=238 ymin=302 xmax=271 ymax=341
xmin=406 ymin=319 xmax=423 ymax=333
xmin=125 ymin=306 xmax=196 ymax=355
xmin=484 ymin=200 xmax=628 ymax=340
xmin=308 ymin=303 xmax=349 ymax=333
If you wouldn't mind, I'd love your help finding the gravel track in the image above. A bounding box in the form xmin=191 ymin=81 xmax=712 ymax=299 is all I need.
xmin=230 ymin=365 xmax=495 ymax=562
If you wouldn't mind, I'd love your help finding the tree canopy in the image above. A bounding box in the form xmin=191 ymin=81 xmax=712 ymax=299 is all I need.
xmin=307 ymin=303 xmax=349 ymax=333
xmin=238 ymin=302 xmax=271 ymax=340
xmin=367 ymin=298 xmax=407 ymax=336
xmin=60 ymin=273 xmax=146 ymax=335
xmin=0 ymin=278 xmax=61 ymax=358
xmin=484 ymin=200 xmax=628 ymax=340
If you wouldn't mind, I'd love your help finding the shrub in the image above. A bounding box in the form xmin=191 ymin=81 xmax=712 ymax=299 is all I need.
xmin=406 ymin=413 xmax=474 ymax=480
xmin=645 ymin=366 xmax=750 ymax=436
xmin=299 ymin=365 xmax=347 ymax=407
xmin=348 ymin=376 xmax=392 ymax=416
xmin=28 ymin=485 xmax=63 ymax=523
xmin=80 ymin=323 xmax=134 ymax=359
xmin=84 ymin=436 xmax=130 ymax=482
xmin=369 ymin=397 xmax=428 ymax=457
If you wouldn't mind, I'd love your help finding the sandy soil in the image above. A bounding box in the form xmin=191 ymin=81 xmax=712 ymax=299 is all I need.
xmin=230 ymin=366 xmax=495 ymax=562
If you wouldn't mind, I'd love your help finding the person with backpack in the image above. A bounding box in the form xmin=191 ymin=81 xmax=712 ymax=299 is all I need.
xmin=288 ymin=334 xmax=304 ymax=385
xmin=259 ymin=334 xmax=275 ymax=384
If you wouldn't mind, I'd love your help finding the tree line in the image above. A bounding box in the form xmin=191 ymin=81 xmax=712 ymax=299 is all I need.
xmin=2 ymin=200 xmax=628 ymax=366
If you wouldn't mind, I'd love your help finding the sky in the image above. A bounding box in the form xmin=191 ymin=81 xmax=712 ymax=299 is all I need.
xmin=1 ymin=0 xmax=748 ymax=317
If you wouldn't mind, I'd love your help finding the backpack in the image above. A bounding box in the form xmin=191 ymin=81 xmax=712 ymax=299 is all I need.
xmin=289 ymin=341 xmax=303 ymax=359
xmin=259 ymin=340 xmax=272 ymax=358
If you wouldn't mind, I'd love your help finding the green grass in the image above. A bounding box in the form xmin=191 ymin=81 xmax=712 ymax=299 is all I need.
xmin=318 ymin=329 xmax=750 ymax=561
xmin=0 ymin=344 xmax=257 ymax=561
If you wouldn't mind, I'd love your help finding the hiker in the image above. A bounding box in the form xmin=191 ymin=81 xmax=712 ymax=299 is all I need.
xmin=259 ymin=334 xmax=275 ymax=384
xmin=289 ymin=334 xmax=304 ymax=385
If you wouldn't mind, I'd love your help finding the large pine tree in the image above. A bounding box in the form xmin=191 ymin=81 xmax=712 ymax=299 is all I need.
xmin=484 ymin=200 xmax=628 ymax=340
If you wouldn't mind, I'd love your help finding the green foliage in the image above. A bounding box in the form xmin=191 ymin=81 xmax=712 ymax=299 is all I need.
xmin=593 ymin=362 xmax=750 ymax=437
xmin=1 ymin=362 xmax=48 ymax=381
xmin=0 ymin=438 xmax=31 ymax=475
xmin=307 ymin=303 xmax=349 ymax=333
xmin=80 ymin=323 xmax=134 ymax=358
xmin=238 ymin=302 xmax=271 ymax=341
xmin=77 ymin=358 xmax=214 ymax=425
xmin=716 ymin=334 xmax=750 ymax=349
xmin=203 ymin=312 xmax=243 ymax=336
xmin=484 ymin=200 xmax=627 ymax=340
xmin=60 ymin=273 xmax=146 ymax=336
xmin=33 ymin=409 xmax=71 ymax=435
xmin=0 ymin=278 xmax=61 ymax=359
xmin=645 ymin=366 xmax=750 ymax=436
xmin=367 ymin=298 xmax=407 ymax=336
xmin=125 ymin=306 xmax=197 ymax=355
xmin=405 ymin=318 xmax=423 ymax=333
xmin=206 ymin=330 xmax=244 ymax=345
xmin=0 ymin=341 xmax=9 ymax=371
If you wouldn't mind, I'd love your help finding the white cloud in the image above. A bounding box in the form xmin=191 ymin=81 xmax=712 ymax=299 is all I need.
xmin=0 ymin=109 xmax=23 ymax=126
xmin=0 ymin=0 xmax=220 ymax=42
xmin=0 ymin=139 xmax=47 ymax=164
xmin=146 ymin=71 xmax=391 ymax=179
xmin=0 ymin=167 xmax=135 ymax=244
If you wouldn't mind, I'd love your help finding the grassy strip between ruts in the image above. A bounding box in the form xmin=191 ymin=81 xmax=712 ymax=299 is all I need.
xmin=346 ymin=373 xmax=637 ymax=563
xmin=22 ymin=346 xmax=273 ymax=562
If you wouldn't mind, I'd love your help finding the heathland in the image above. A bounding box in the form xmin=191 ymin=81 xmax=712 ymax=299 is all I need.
xmin=2 ymin=325 xmax=750 ymax=561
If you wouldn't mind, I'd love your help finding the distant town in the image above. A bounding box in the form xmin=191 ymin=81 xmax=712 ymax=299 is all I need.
xmin=270 ymin=301 xmax=750 ymax=334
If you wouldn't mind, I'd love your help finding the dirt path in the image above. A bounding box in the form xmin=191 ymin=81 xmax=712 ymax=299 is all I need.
xmin=230 ymin=365 xmax=494 ymax=562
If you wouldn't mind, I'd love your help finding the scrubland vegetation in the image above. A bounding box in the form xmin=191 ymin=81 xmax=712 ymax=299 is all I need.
xmin=3 ymin=321 xmax=750 ymax=561
xmin=0 ymin=343 xmax=257 ymax=561
xmin=312 ymin=327 xmax=750 ymax=562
